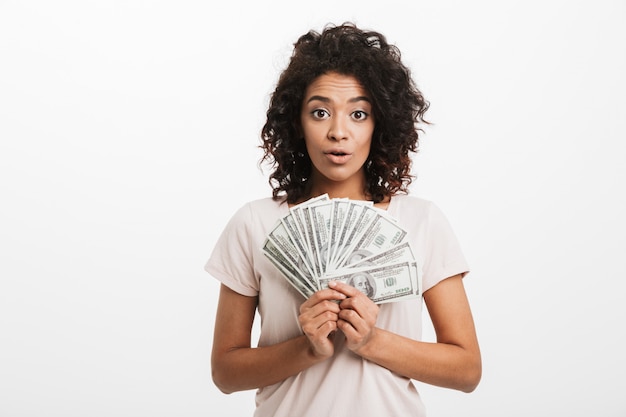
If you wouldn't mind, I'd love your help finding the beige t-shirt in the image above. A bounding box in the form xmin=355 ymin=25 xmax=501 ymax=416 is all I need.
xmin=206 ymin=194 xmax=469 ymax=417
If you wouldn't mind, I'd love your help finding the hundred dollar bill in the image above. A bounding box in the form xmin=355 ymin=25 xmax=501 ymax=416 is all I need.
xmin=262 ymin=237 xmax=316 ymax=298
xmin=307 ymin=200 xmax=334 ymax=276
xmin=266 ymin=219 xmax=318 ymax=291
xmin=319 ymin=261 xmax=420 ymax=304
xmin=336 ymin=210 xmax=409 ymax=269
xmin=280 ymin=213 xmax=315 ymax=280
xmin=350 ymin=242 xmax=422 ymax=298
xmin=329 ymin=201 xmax=374 ymax=271
xmin=327 ymin=199 xmax=349 ymax=270
xmin=293 ymin=204 xmax=322 ymax=278
xmin=287 ymin=194 xmax=330 ymax=243
xmin=289 ymin=194 xmax=330 ymax=278
xmin=351 ymin=241 xmax=417 ymax=268
xmin=263 ymin=195 xmax=422 ymax=304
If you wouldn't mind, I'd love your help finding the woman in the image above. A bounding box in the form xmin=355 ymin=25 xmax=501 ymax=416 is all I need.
xmin=206 ymin=22 xmax=481 ymax=416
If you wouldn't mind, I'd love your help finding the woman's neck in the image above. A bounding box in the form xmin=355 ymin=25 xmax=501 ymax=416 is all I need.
xmin=306 ymin=183 xmax=367 ymax=202
xmin=303 ymin=184 xmax=390 ymax=207
xmin=304 ymin=170 xmax=368 ymax=200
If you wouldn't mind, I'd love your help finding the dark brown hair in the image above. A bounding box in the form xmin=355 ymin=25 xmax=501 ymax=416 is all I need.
xmin=260 ymin=22 xmax=429 ymax=203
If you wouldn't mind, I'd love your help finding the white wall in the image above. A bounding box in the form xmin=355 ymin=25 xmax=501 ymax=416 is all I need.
xmin=1 ymin=1 xmax=624 ymax=416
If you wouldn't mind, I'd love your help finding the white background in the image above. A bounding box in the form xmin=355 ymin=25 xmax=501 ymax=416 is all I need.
xmin=1 ymin=1 xmax=625 ymax=416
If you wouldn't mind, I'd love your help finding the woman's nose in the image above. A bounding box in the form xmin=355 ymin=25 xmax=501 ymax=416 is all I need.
xmin=327 ymin=116 xmax=348 ymax=141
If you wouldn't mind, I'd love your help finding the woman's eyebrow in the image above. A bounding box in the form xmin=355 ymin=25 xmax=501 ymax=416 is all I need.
xmin=349 ymin=96 xmax=371 ymax=103
xmin=306 ymin=95 xmax=330 ymax=104
xmin=305 ymin=95 xmax=371 ymax=104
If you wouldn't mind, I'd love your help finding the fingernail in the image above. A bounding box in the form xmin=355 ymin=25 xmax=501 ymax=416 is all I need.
xmin=328 ymin=281 xmax=337 ymax=288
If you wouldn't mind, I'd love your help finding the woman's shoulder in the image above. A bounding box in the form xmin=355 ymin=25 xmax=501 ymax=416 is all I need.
xmin=241 ymin=196 xmax=287 ymax=213
xmin=227 ymin=196 xmax=288 ymax=228
xmin=391 ymin=194 xmax=459 ymax=233
xmin=390 ymin=193 xmax=452 ymax=223
xmin=391 ymin=193 xmax=437 ymax=211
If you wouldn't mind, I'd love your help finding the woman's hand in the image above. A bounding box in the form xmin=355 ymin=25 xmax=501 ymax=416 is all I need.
xmin=298 ymin=288 xmax=346 ymax=360
xmin=329 ymin=280 xmax=380 ymax=354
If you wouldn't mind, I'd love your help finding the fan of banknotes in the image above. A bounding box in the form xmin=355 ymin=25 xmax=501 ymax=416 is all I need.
xmin=262 ymin=194 xmax=422 ymax=304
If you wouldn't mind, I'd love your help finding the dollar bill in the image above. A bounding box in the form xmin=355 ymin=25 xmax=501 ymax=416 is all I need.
xmin=289 ymin=194 xmax=330 ymax=278
xmin=280 ymin=213 xmax=316 ymax=280
xmin=319 ymin=261 xmax=420 ymax=304
xmin=262 ymin=238 xmax=316 ymax=298
xmin=336 ymin=210 xmax=409 ymax=269
xmin=266 ymin=218 xmax=318 ymax=290
xmin=307 ymin=200 xmax=334 ymax=276
xmin=329 ymin=201 xmax=375 ymax=271
xmin=351 ymin=241 xmax=417 ymax=268
xmin=262 ymin=196 xmax=421 ymax=304
xmin=327 ymin=199 xmax=350 ymax=269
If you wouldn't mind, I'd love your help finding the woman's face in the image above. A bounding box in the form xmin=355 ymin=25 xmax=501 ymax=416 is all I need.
xmin=300 ymin=72 xmax=375 ymax=196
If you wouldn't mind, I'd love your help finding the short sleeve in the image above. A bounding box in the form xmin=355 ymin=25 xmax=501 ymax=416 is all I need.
xmin=420 ymin=202 xmax=470 ymax=293
xmin=204 ymin=203 xmax=259 ymax=297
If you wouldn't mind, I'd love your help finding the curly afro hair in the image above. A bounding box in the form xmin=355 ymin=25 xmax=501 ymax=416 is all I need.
xmin=260 ymin=22 xmax=429 ymax=203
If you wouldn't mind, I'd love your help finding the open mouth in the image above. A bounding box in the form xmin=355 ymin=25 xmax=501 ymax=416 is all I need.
xmin=326 ymin=150 xmax=349 ymax=156
xmin=324 ymin=150 xmax=351 ymax=164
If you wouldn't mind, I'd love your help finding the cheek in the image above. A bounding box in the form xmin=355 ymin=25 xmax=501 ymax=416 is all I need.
xmin=302 ymin=135 xmax=315 ymax=154
xmin=360 ymin=127 xmax=374 ymax=151
xmin=303 ymin=128 xmax=328 ymax=152
xmin=360 ymin=139 xmax=373 ymax=158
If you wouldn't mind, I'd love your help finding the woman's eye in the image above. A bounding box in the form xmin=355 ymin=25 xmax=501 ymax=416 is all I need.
xmin=312 ymin=109 xmax=328 ymax=119
xmin=352 ymin=110 xmax=368 ymax=120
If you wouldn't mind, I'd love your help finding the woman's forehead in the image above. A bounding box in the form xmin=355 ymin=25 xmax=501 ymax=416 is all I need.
xmin=304 ymin=73 xmax=370 ymax=101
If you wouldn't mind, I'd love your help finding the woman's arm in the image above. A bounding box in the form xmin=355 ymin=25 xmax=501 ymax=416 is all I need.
xmin=211 ymin=283 xmax=345 ymax=394
xmin=333 ymin=274 xmax=482 ymax=392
